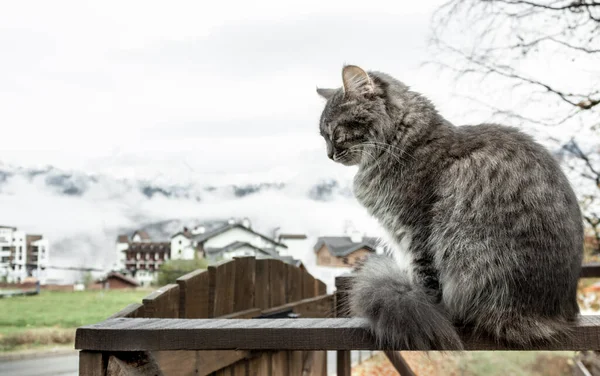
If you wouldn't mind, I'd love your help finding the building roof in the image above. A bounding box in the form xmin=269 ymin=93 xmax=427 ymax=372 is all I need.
xmin=132 ymin=230 xmax=151 ymax=240
xmin=116 ymin=234 xmax=129 ymax=243
xmin=125 ymin=242 xmax=170 ymax=253
xmin=205 ymin=241 xmax=279 ymax=258
xmin=100 ymin=272 xmax=139 ymax=287
xmin=171 ymin=230 xmax=193 ymax=239
xmin=193 ymin=224 xmax=287 ymax=248
xmin=313 ymin=236 xmax=379 ymax=257
xmin=0 ymin=225 xmax=16 ymax=230
xmin=279 ymin=255 xmax=305 ymax=268
xmin=278 ymin=234 xmax=308 ymax=240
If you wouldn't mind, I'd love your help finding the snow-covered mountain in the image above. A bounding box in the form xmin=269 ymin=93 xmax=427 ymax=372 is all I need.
xmin=0 ymin=162 xmax=379 ymax=283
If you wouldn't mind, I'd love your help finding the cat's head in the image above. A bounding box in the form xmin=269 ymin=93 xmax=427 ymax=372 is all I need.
xmin=316 ymin=65 xmax=392 ymax=166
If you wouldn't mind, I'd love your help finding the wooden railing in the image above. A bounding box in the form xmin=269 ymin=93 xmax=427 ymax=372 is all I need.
xmin=78 ymin=256 xmax=330 ymax=376
xmin=76 ymin=261 xmax=600 ymax=376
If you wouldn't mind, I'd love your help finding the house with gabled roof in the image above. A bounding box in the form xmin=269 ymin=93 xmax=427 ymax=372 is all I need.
xmin=170 ymin=219 xmax=287 ymax=261
xmin=314 ymin=234 xmax=380 ymax=267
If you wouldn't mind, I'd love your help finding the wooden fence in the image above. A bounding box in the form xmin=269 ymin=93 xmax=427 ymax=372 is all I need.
xmin=77 ymin=261 xmax=600 ymax=376
xmin=78 ymin=256 xmax=330 ymax=375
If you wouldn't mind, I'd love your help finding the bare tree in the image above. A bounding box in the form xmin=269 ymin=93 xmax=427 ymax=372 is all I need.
xmin=432 ymin=0 xmax=600 ymax=253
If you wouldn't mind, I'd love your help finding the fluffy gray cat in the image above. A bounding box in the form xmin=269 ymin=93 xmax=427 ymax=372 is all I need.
xmin=316 ymin=65 xmax=583 ymax=350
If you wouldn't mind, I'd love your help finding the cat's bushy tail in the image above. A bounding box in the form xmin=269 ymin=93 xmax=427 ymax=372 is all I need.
xmin=349 ymin=255 xmax=463 ymax=350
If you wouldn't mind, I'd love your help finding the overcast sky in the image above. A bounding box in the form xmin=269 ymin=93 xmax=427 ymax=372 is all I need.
xmin=0 ymin=0 xmax=464 ymax=181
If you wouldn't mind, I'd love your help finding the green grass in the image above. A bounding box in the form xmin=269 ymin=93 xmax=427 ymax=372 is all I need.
xmin=0 ymin=289 xmax=150 ymax=351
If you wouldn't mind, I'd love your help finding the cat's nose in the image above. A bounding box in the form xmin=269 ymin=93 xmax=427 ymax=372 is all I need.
xmin=327 ymin=149 xmax=334 ymax=160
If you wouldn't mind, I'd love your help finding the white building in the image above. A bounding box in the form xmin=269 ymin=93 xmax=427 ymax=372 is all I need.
xmin=114 ymin=230 xmax=168 ymax=286
xmin=0 ymin=225 xmax=50 ymax=283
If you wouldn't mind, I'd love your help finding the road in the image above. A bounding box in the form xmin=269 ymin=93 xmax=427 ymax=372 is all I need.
xmin=0 ymin=353 xmax=78 ymax=376
xmin=0 ymin=350 xmax=372 ymax=375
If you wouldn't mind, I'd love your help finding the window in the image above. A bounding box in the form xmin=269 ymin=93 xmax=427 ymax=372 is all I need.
xmin=343 ymin=257 xmax=349 ymax=265
xmin=178 ymin=240 xmax=182 ymax=245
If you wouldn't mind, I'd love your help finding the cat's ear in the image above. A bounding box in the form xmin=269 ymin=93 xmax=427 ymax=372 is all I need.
xmin=316 ymin=87 xmax=337 ymax=100
xmin=342 ymin=65 xmax=374 ymax=96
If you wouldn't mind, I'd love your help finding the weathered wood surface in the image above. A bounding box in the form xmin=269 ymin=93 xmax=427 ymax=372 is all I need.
xmin=177 ymin=269 xmax=210 ymax=319
xmin=208 ymin=260 xmax=236 ymax=317
xmin=108 ymin=303 xmax=145 ymax=320
xmin=254 ymin=259 xmax=270 ymax=310
xmin=269 ymin=259 xmax=287 ymax=307
xmin=233 ymin=256 xmax=256 ymax=312
xmin=142 ymin=284 xmax=180 ymax=319
xmin=154 ymin=350 xmax=249 ymax=376
xmin=79 ymin=351 xmax=106 ymax=376
xmin=260 ymin=295 xmax=333 ymax=319
xmin=76 ymin=315 xmax=600 ymax=351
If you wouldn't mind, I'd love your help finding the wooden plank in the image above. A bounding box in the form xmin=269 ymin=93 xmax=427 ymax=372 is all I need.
xmin=231 ymin=360 xmax=247 ymax=376
xmin=336 ymin=351 xmax=350 ymax=376
xmin=108 ymin=303 xmax=144 ymax=319
xmin=268 ymin=259 xmax=286 ymax=308
xmin=233 ymin=257 xmax=256 ymax=312
xmin=271 ymin=352 xmax=287 ymax=375
xmin=209 ymin=260 xmax=236 ymax=317
xmin=581 ymin=263 xmax=600 ymax=278
xmin=302 ymin=272 xmax=316 ymax=300
xmin=261 ymin=295 xmax=333 ymax=319
xmin=177 ymin=269 xmax=210 ymax=319
xmin=79 ymin=351 xmax=105 ymax=376
xmin=254 ymin=259 xmax=270 ymax=310
xmin=142 ymin=284 xmax=180 ymax=318
xmin=310 ymin=351 xmax=327 ymax=376
xmin=248 ymin=353 xmax=271 ymax=376
xmin=301 ymin=351 xmax=314 ymax=376
xmin=213 ymin=368 xmax=230 ymax=376
xmin=289 ymin=351 xmax=303 ymax=376
xmin=155 ymin=350 xmax=250 ymax=376
xmin=106 ymin=351 xmax=164 ymax=376
xmin=315 ymin=279 xmax=327 ymax=296
xmin=286 ymin=264 xmax=303 ymax=303
xmin=75 ymin=315 xmax=600 ymax=351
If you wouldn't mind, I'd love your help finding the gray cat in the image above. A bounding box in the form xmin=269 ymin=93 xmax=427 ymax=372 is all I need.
xmin=317 ymin=65 xmax=583 ymax=350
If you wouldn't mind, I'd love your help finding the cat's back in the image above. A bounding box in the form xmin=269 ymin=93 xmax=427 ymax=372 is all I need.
xmin=434 ymin=122 xmax=582 ymax=255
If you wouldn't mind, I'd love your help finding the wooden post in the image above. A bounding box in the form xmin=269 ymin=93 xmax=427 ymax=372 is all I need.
xmin=334 ymin=275 xmax=351 ymax=376
xmin=336 ymin=350 xmax=351 ymax=376
xmin=79 ymin=351 xmax=105 ymax=376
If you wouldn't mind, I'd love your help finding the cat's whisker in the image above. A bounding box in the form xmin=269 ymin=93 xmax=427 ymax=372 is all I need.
xmin=364 ymin=141 xmax=417 ymax=162
xmin=361 ymin=143 xmax=404 ymax=164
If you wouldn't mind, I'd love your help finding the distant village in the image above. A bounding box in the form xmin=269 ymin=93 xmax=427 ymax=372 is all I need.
xmin=113 ymin=217 xmax=384 ymax=287
xmin=1 ymin=218 xmax=385 ymax=288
